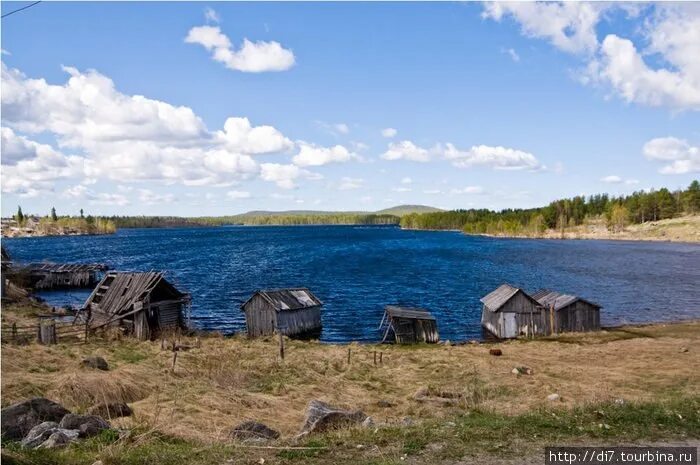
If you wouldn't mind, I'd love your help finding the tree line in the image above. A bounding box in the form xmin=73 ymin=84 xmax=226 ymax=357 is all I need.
xmin=400 ymin=180 xmax=700 ymax=235
xmin=12 ymin=206 xmax=116 ymax=235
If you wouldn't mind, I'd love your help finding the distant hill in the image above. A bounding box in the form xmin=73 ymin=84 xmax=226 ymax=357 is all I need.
xmin=375 ymin=205 xmax=443 ymax=216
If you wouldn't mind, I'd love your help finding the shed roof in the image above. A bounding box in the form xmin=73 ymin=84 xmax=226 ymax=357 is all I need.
xmin=532 ymin=289 xmax=601 ymax=311
xmin=385 ymin=305 xmax=436 ymax=321
xmin=480 ymin=283 xmax=540 ymax=312
xmin=242 ymin=288 xmax=323 ymax=312
xmin=85 ymin=271 xmax=186 ymax=318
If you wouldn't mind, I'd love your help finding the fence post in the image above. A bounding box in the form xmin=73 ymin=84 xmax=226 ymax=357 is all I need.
xmin=38 ymin=321 xmax=57 ymax=345
xmin=347 ymin=347 xmax=351 ymax=365
xmin=12 ymin=322 xmax=17 ymax=343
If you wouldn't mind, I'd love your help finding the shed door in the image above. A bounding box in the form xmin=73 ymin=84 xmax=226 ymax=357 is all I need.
xmin=503 ymin=313 xmax=517 ymax=338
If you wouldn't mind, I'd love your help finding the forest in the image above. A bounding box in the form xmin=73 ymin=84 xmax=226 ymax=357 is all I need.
xmin=400 ymin=180 xmax=700 ymax=235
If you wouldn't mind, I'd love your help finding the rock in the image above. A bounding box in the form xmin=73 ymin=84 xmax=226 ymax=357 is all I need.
xmin=546 ymin=393 xmax=561 ymax=402
xmin=0 ymin=398 xmax=71 ymax=440
xmin=512 ymin=366 xmax=533 ymax=375
xmin=20 ymin=421 xmax=59 ymax=448
xmin=36 ymin=429 xmax=79 ymax=449
xmin=229 ymin=421 xmax=280 ymax=441
xmin=489 ymin=348 xmax=503 ymax=356
xmin=377 ymin=400 xmax=393 ymax=408
xmin=299 ymin=400 xmax=367 ymax=435
xmin=59 ymin=414 xmax=110 ymax=438
xmin=680 ymin=347 xmax=689 ymax=353
xmin=82 ymin=356 xmax=109 ymax=371
xmin=87 ymin=402 xmax=132 ymax=419
xmin=400 ymin=416 xmax=414 ymax=427
xmin=361 ymin=416 xmax=375 ymax=428
xmin=614 ymin=398 xmax=625 ymax=406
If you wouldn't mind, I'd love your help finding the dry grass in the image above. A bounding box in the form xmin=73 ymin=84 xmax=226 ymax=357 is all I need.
xmin=538 ymin=215 xmax=700 ymax=242
xmin=2 ymin=305 xmax=698 ymax=445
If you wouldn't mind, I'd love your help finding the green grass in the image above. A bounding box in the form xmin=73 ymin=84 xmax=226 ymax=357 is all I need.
xmin=3 ymin=397 xmax=697 ymax=465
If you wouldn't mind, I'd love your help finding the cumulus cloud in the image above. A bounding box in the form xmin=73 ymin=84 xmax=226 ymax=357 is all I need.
xmin=338 ymin=177 xmax=364 ymax=190
xmin=643 ymin=137 xmax=700 ymax=174
xmin=260 ymin=163 xmax=322 ymax=189
xmin=62 ymin=185 xmax=130 ymax=206
xmin=439 ymin=143 xmax=541 ymax=170
xmin=484 ymin=3 xmax=700 ymax=111
xmin=226 ymin=190 xmax=252 ymax=200
xmin=138 ymin=189 xmax=176 ymax=205
xmin=215 ymin=117 xmax=293 ymax=154
xmin=185 ymin=25 xmax=295 ymax=72
xmin=450 ymin=186 xmax=484 ymax=195
xmin=381 ymin=127 xmax=397 ymax=138
xmin=292 ymin=142 xmax=359 ymax=167
xmin=381 ymin=140 xmax=431 ymax=162
xmin=600 ymin=175 xmax=623 ymax=184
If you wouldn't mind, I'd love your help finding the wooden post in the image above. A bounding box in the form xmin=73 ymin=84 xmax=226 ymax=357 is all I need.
xmin=373 ymin=351 xmax=377 ymax=366
xmin=549 ymin=305 xmax=556 ymax=335
xmin=12 ymin=322 xmax=17 ymax=343
xmin=278 ymin=331 xmax=285 ymax=361
xmin=171 ymin=343 xmax=178 ymax=373
xmin=380 ymin=351 xmax=383 ymax=365
xmin=38 ymin=321 xmax=57 ymax=345
xmin=347 ymin=347 xmax=351 ymax=365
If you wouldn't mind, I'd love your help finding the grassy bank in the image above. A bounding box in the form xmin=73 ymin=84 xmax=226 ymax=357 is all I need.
xmin=2 ymin=302 xmax=698 ymax=464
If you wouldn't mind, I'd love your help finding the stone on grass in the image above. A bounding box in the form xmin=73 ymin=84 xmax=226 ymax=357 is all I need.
xmin=0 ymin=398 xmax=71 ymax=440
xmin=512 ymin=366 xmax=533 ymax=375
xmin=362 ymin=416 xmax=375 ymax=428
xmin=489 ymin=348 xmax=503 ymax=356
xmin=59 ymin=414 xmax=110 ymax=438
xmin=546 ymin=393 xmax=561 ymax=402
xmin=413 ymin=387 xmax=429 ymax=399
xmin=87 ymin=402 xmax=132 ymax=419
xmin=299 ymin=400 xmax=367 ymax=435
xmin=20 ymin=421 xmax=59 ymax=448
xmin=82 ymin=356 xmax=109 ymax=371
xmin=229 ymin=421 xmax=280 ymax=441
xmin=36 ymin=429 xmax=80 ymax=449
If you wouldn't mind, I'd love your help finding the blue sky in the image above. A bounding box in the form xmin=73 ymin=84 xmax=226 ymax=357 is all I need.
xmin=1 ymin=2 xmax=698 ymax=216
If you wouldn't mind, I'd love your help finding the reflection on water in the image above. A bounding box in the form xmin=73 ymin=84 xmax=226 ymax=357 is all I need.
xmin=5 ymin=226 xmax=699 ymax=342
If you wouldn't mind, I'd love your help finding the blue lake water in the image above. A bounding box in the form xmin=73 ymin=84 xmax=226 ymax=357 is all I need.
xmin=3 ymin=226 xmax=699 ymax=342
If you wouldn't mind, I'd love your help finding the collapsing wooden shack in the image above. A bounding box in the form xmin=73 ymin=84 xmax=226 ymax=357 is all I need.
xmin=531 ymin=289 xmax=601 ymax=333
xmin=241 ymin=288 xmax=323 ymax=338
xmin=82 ymin=271 xmax=190 ymax=340
xmin=379 ymin=305 xmax=439 ymax=344
xmin=25 ymin=263 xmax=108 ymax=290
xmin=480 ymin=284 xmax=544 ymax=339
xmin=481 ymin=283 xmax=602 ymax=339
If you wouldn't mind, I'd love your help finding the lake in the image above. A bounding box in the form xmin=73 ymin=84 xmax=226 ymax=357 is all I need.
xmin=3 ymin=226 xmax=699 ymax=342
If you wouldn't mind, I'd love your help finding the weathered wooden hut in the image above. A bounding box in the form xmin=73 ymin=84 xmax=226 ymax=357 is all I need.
xmin=480 ymin=284 xmax=545 ymax=339
xmin=379 ymin=305 xmax=439 ymax=344
xmin=25 ymin=262 xmax=108 ymax=290
xmin=241 ymin=288 xmax=322 ymax=338
xmin=532 ymin=289 xmax=601 ymax=333
xmin=82 ymin=271 xmax=189 ymax=340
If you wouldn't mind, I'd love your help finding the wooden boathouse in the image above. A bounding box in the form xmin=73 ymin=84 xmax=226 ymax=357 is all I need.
xmin=480 ymin=284 xmax=544 ymax=339
xmin=25 ymin=263 xmax=108 ymax=290
xmin=241 ymin=288 xmax=323 ymax=338
xmin=532 ymin=289 xmax=601 ymax=333
xmin=379 ymin=305 xmax=439 ymax=344
xmin=82 ymin=271 xmax=190 ymax=340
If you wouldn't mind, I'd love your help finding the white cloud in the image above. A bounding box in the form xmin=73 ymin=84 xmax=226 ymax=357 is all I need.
xmin=600 ymin=175 xmax=623 ymax=184
xmin=185 ymin=25 xmax=295 ymax=73
xmin=502 ymin=47 xmax=520 ymax=62
xmin=204 ymin=7 xmax=220 ymax=24
xmin=138 ymin=189 xmax=176 ymax=205
xmin=423 ymin=189 xmax=442 ymax=195
xmin=391 ymin=187 xmax=412 ymax=193
xmin=643 ymin=137 xmax=700 ymax=174
xmin=215 ymin=117 xmax=293 ymax=154
xmin=62 ymin=185 xmax=130 ymax=206
xmin=439 ymin=143 xmax=541 ymax=170
xmin=338 ymin=177 xmax=364 ymax=190
xmin=226 ymin=190 xmax=251 ymax=200
xmin=292 ymin=142 xmax=359 ymax=167
xmin=381 ymin=140 xmax=430 ymax=162
xmin=400 ymin=177 xmax=412 ymax=184
xmin=450 ymin=186 xmax=484 ymax=195
xmin=381 ymin=127 xmax=397 ymax=138
xmin=484 ymin=3 xmax=700 ymax=111
xmin=315 ymin=121 xmax=350 ymax=136
xmin=334 ymin=123 xmax=349 ymax=134
xmin=260 ymin=163 xmax=321 ymax=189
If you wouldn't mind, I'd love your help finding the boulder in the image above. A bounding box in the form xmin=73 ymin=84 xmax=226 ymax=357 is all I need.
xmin=299 ymin=400 xmax=367 ymax=435
xmin=36 ymin=429 xmax=79 ymax=449
xmin=87 ymin=402 xmax=132 ymax=419
xmin=489 ymin=348 xmax=503 ymax=356
xmin=20 ymin=421 xmax=59 ymax=448
xmin=546 ymin=393 xmax=561 ymax=402
xmin=1 ymin=398 xmax=71 ymax=441
xmin=59 ymin=414 xmax=110 ymax=438
xmin=82 ymin=356 xmax=109 ymax=371
xmin=229 ymin=421 xmax=280 ymax=441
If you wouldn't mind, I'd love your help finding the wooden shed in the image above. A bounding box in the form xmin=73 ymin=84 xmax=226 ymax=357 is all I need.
xmin=480 ymin=284 xmax=545 ymax=339
xmin=532 ymin=289 xmax=601 ymax=333
xmin=82 ymin=271 xmax=190 ymax=340
xmin=241 ymin=288 xmax=322 ymax=338
xmin=379 ymin=305 xmax=439 ymax=344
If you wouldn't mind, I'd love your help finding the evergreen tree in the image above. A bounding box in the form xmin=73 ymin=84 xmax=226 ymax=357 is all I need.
xmin=50 ymin=207 xmax=58 ymax=222
xmin=682 ymin=180 xmax=700 ymax=214
xmin=80 ymin=208 xmax=84 ymax=218
xmin=16 ymin=205 xmax=24 ymax=225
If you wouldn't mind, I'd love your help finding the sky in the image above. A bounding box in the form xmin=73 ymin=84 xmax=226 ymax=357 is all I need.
xmin=1 ymin=1 xmax=699 ymax=217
